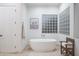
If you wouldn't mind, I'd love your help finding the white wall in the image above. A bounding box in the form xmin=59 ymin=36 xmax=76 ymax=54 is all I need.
xmin=74 ymin=4 xmax=79 ymax=38
xmin=27 ymin=5 xmax=59 ymax=40
xmin=73 ymin=3 xmax=79 ymax=56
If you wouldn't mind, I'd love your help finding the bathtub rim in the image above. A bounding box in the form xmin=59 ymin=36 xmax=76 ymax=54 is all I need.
xmin=29 ymin=39 xmax=57 ymax=42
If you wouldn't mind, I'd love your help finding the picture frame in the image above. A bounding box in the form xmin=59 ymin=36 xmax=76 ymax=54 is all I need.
xmin=30 ymin=18 xmax=39 ymax=29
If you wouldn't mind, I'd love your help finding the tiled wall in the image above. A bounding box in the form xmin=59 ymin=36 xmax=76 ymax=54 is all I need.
xmin=59 ymin=7 xmax=70 ymax=35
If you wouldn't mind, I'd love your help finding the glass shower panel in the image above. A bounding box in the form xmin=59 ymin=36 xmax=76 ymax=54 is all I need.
xmin=59 ymin=7 xmax=70 ymax=35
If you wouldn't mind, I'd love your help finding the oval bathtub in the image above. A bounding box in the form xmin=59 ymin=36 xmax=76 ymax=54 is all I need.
xmin=29 ymin=39 xmax=57 ymax=52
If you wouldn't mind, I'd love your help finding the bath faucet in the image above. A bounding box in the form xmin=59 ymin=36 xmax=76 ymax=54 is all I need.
xmin=41 ymin=34 xmax=45 ymax=37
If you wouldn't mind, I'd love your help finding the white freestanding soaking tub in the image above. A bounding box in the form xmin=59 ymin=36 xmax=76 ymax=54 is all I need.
xmin=29 ymin=39 xmax=57 ymax=52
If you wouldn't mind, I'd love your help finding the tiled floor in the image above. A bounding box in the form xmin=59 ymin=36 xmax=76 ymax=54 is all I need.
xmin=0 ymin=46 xmax=61 ymax=56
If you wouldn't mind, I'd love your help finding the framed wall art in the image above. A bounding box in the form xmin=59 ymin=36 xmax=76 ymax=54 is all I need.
xmin=30 ymin=18 xmax=39 ymax=29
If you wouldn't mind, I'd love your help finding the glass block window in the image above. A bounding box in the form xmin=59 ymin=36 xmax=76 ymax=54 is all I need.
xmin=42 ymin=14 xmax=58 ymax=33
xmin=59 ymin=7 xmax=70 ymax=35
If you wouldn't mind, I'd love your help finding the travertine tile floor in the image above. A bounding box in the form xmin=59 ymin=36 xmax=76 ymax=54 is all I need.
xmin=0 ymin=45 xmax=61 ymax=56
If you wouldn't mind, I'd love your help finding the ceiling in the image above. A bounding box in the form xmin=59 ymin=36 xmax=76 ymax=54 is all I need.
xmin=26 ymin=3 xmax=61 ymax=7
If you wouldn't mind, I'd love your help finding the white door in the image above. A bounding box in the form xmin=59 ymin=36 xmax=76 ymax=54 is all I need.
xmin=0 ymin=6 xmax=16 ymax=50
